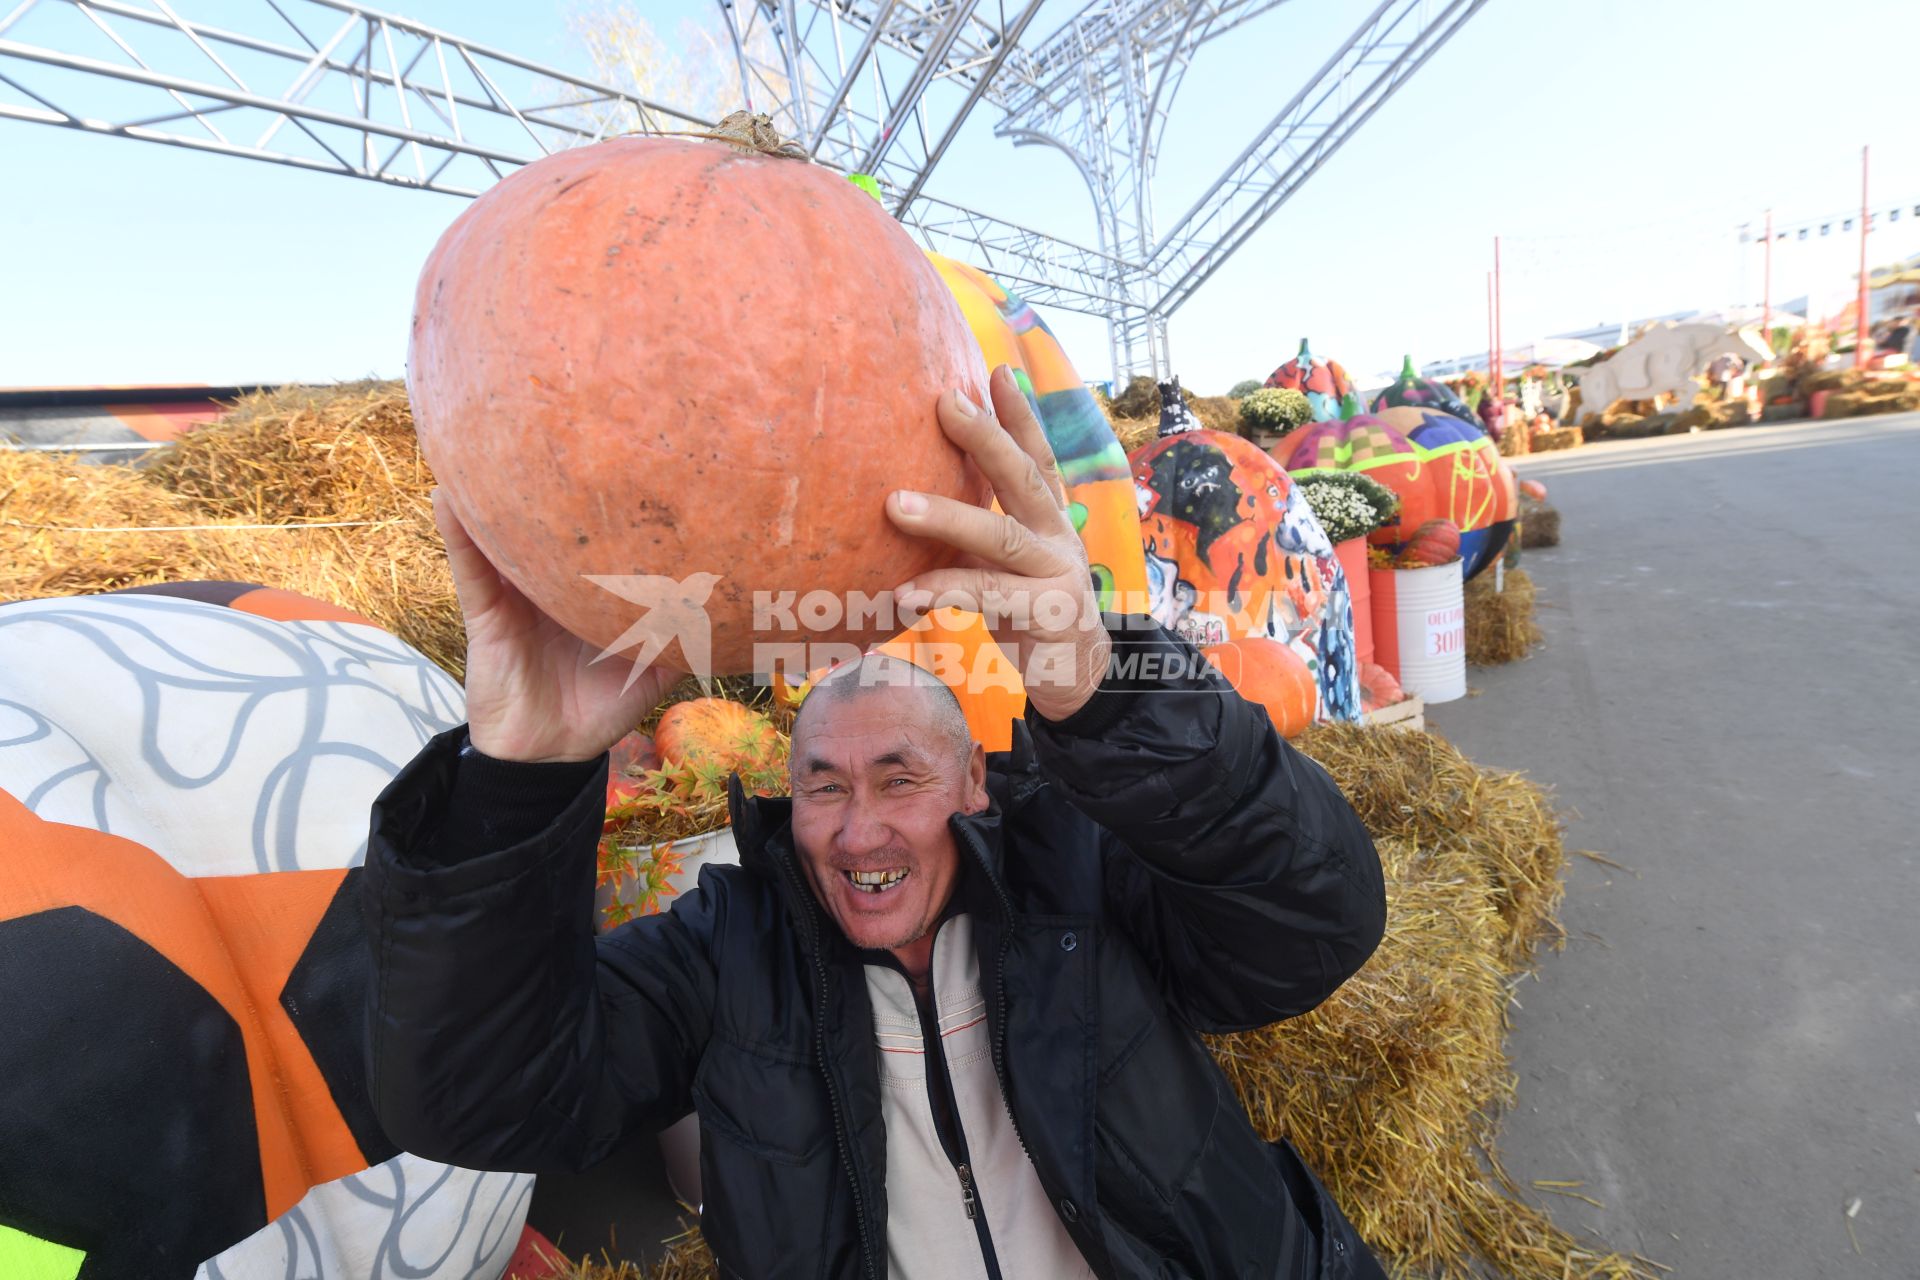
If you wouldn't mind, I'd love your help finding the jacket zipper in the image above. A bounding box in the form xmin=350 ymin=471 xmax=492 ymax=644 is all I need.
xmin=914 ymin=977 xmax=1005 ymax=1280
xmin=776 ymin=850 xmax=881 ymax=1280
xmin=954 ymin=825 xmax=1035 ymax=1167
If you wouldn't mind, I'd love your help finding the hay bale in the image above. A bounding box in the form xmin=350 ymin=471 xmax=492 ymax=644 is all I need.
xmin=1465 ymin=567 xmax=1543 ymax=666
xmin=0 ymin=383 xmax=467 ymax=678
xmin=1799 ymin=368 xmax=1853 ymax=396
xmin=1518 ymin=499 xmax=1561 ymax=548
xmin=1530 ymin=426 xmax=1583 ymax=452
xmin=1205 ymin=726 xmax=1651 ymax=1279
xmin=1186 ymin=395 xmax=1241 ymax=434
xmin=1111 ymin=416 xmax=1158 ymax=453
xmin=1108 ymin=375 xmax=1160 ymax=420
xmin=1298 ymin=724 xmax=1567 ymax=970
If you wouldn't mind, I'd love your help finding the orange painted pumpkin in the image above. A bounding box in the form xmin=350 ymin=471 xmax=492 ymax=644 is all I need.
xmin=1519 ymin=479 xmax=1548 ymax=502
xmin=1397 ymin=518 xmax=1461 ymax=568
xmin=655 ymin=698 xmax=783 ymax=776
xmin=1200 ymin=637 xmax=1317 ymax=739
xmin=409 ymin=119 xmax=991 ymax=674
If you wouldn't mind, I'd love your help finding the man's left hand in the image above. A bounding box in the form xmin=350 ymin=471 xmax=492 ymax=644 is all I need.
xmin=886 ymin=363 xmax=1112 ymax=722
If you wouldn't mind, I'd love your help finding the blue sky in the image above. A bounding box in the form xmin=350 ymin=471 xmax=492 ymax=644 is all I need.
xmin=4 ymin=0 xmax=1919 ymax=393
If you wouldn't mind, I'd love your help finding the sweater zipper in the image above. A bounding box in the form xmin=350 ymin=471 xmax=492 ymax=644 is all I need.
xmin=777 ymin=851 xmax=880 ymax=1280
xmin=914 ymin=978 xmax=1005 ymax=1280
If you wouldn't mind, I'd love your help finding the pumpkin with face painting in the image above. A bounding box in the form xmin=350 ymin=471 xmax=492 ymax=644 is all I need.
xmin=1129 ymin=429 xmax=1360 ymax=723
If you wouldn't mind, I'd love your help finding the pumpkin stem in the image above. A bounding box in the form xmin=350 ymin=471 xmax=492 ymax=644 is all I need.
xmin=635 ymin=109 xmax=810 ymax=160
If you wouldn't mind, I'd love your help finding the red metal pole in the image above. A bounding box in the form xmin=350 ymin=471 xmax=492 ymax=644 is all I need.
xmin=1493 ymin=235 xmax=1504 ymax=400
xmin=1855 ymin=146 xmax=1871 ymax=370
xmin=1487 ymin=271 xmax=1495 ymax=388
xmin=1762 ymin=208 xmax=1773 ymax=338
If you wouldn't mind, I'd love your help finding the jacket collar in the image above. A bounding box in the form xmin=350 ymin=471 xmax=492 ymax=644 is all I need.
xmin=728 ymin=718 xmax=1047 ymax=947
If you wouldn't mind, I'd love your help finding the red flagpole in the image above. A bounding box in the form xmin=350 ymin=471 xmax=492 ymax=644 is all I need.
xmin=1487 ymin=271 xmax=1496 ymax=388
xmin=1493 ymin=235 xmax=1504 ymax=399
xmin=1762 ymin=208 xmax=1773 ymax=338
xmin=1855 ymin=146 xmax=1871 ymax=370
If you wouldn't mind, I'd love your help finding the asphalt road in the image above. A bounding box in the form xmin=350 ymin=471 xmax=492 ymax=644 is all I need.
xmin=1425 ymin=415 xmax=1920 ymax=1277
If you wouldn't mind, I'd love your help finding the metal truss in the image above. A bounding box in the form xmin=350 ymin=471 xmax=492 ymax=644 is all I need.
xmin=0 ymin=0 xmax=1486 ymax=381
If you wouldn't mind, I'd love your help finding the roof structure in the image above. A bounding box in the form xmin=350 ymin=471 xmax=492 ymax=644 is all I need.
xmin=1 ymin=0 xmax=1488 ymax=381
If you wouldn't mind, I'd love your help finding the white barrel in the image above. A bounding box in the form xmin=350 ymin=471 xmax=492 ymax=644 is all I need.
xmin=1389 ymin=563 xmax=1467 ymax=703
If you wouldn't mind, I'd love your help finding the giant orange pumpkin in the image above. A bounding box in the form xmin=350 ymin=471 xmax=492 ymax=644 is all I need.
xmin=409 ymin=115 xmax=990 ymax=674
xmin=1200 ymin=637 xmax=1317 ymax=738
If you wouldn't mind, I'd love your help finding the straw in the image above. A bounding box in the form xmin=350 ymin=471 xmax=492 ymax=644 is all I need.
xmin=0 ymin=381 xmax=467 ymax=678
xmin=1465 ymin=567 xmax=1544 ymax=665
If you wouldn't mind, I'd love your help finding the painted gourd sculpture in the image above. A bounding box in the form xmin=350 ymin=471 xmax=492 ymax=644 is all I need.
xmin=1265 ymin=338 xmax=1363 ymax=421
xmin=1275 ymin=410 xmax=1518 ymax=580
xmin=879 ymin=254 xmax=1150 ymax=752
xmin=0 ymin=584 xmax=533 ymax=1280
xmin=1129 ymin=427 xmax=1360 ymax=724
xmin=1369 ymin=353 xmax=1480 ymax=425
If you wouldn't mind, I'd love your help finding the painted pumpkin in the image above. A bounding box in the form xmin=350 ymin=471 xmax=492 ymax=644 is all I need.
xmin=876 ymin=254 xmax=1149 ymax=752
xmin=0 ymin=584 xmax=530 ymax=1279
xmin=1129 ymin=427 xmax=1360 ymax=724
xmin=1283 ymin=409 xmax=1516 ymax=580
xmin=1370 ymin=353 xmax=1480 ymax=425
xmin=1265 ymin=338 xmax=1363 ymax=421
xmin=1201 ymin=637 xmax=1317 ymax=738
xmin=408 ymin=119 xmax=991 ymax=674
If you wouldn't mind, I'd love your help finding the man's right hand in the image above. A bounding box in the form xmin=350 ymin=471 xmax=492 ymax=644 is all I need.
xmin=434 ymin=489 xmax=676 ymax=764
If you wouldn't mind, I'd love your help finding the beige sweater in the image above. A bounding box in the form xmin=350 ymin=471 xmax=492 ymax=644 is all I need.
xmin=863 ymin=915 xmax=1096 ymax=1280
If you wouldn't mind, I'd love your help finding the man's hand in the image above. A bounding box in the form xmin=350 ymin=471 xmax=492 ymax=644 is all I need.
xmin=434 ymin=490 xmax=677 ymax=763
xmin=886 ymin=364 xmax=1112 ymax=722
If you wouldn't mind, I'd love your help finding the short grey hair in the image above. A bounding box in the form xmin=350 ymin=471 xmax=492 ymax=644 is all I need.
xmin=790 ymin=652 xmax=974 ymax=768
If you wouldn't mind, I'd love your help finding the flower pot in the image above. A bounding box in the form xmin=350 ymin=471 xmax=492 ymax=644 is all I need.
xmin=1368 ymin=561 xmax=1466 ymax=704
xmin=594 ymin=825 xmax=740 ymax=933
xmin=1332 ymin=537 xmax=1374 ymax=668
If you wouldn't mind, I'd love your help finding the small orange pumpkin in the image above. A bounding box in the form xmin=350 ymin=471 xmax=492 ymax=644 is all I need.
xmin=655 ymin=698 xmax=783 ymax=776
xmin=1200 ymin=638 xmax=1317 ymax=738
xmin=1397 ymin=518 xmax=1461 ymax=568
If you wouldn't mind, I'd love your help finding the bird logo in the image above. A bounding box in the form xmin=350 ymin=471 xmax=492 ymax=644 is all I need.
xmin=583 ymin=572 xmax=724 ymax=691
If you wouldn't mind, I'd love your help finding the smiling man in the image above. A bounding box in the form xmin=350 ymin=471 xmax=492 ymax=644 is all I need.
xmin=363 ymin=366 xmax=1390 ymax=1278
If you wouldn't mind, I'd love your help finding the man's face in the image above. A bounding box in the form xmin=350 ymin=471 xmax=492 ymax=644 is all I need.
xmin=788 ymin=686 xmax=988 ymax=955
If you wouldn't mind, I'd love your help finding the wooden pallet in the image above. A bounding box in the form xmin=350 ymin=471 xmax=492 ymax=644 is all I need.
xmin=1361 ymin=695 xmax=1425 ymax=732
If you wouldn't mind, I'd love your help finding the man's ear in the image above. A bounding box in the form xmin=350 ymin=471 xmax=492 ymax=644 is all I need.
xmin=963 ymin=741 xmax=989 ymax=813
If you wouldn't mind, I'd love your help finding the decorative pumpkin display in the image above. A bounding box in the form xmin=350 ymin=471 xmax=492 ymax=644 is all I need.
xmin=1129 ymin=425 xmax=1360 ymax=724
xmin=1280 ymin=409 xmax=1516 ymax=581
xmin=1200 ymin=637 xmax=1317 ymax=738
xmin=877 ymin=253 xmax=1149 ymax=752
xmin=0 ymin=585 xmax=530 ymax=1279
xmin=1265 ymin=337 xmax=1363 ymax=421
xmin=408 ymin=113 xmax=991 ymax=675
xmin=1370 ymin=353 xmax=1481 ymax=425
xmin=1397 ymin=518 xmax=1462 ymax=568
xmin=655 ymin=697 xmax=783 ymax=776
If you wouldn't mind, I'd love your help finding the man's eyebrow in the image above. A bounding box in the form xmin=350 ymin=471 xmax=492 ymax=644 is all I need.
xmin=800 ymin=756 xmax=841 ymax=776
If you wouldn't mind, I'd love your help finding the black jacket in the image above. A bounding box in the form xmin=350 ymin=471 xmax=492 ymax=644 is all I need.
xmin=363 ymin=621 xmax=1389 ymax=1278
